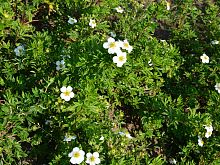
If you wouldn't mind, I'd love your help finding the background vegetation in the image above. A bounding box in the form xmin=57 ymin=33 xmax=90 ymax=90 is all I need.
xmin=0 ymin=0 xmax=220 ymax=164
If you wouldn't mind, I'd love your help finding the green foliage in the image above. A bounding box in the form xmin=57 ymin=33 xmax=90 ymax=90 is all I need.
xmin=0 ymin=0 xmax=220 ymax=164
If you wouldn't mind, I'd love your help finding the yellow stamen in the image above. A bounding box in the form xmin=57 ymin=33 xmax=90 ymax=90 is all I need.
xmin=64 ymin=91 xmax=70 ymax=96
xmin=118 ymin=56 xmax=125 ymax=62
xmin=123 ymin=43 xmax=129 ymax=48
xmin=207 ymin=132 xmax=212 ymax=136
xmin=73 ymin=152 xmax=80 ymax=158
xmin=109 ymin=42 xmax=116 ymax=48
xmin=90 ymin=156 xmax=95 ymax=162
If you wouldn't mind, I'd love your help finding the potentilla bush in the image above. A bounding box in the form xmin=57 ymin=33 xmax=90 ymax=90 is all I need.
xmin=0 ymin=0 xmax=220 ymax=164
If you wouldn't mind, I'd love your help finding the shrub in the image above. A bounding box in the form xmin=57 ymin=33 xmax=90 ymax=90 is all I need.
xmin=0 ymin=0 xmax=219 ymax=164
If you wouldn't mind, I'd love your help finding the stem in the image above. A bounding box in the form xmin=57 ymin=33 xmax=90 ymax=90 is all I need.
xmin=15 ymin=0 xmax=18 ymax=20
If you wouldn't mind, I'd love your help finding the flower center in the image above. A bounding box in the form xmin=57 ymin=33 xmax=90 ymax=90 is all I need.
xmin=207 ymin=131 xmax=212 ymax=136
xmin=109 ymin=42 xmax=116 ymax=48
xmin=118 ymin=56 xmax=125 ymax=62
xmin=73 ymin=152 xmax=80 ymax=158
xmin=90 ymin=156 xmax=95 ymax=162
xmin=18 ymin=48 xmax=23 ymax=54
xmin=64 ymin=91 xmax=70 ymax=96
xmin=123 ymin=43 xmax=129 ymax=48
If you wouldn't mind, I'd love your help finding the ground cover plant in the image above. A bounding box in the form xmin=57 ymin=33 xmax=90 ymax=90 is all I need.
xmin=0 ymin=0 xmax=220 ymax=164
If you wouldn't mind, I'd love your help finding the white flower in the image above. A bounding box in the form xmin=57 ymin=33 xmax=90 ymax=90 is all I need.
xmin=113 ymin=51 xmax=127 ymax=67
xmin=14 ymin=45 xmax=24 ymax=56
xmin=169 ymin=158 xmax=177 ymax=164
xmin=68 ymin=17 xmax=77 ymax=25
xmin=115 ymin=6 xmax=124 ymax=13
xmin=110 ymin=32 xmax=116 ymax=38
xmin=119 ymin=132 xmax=133 ymax=139
xmin=86 ymin=152 xmax=100 ymax=165
xmin=119 ymin=39 xmax=133 ymax=53
xmin=60 ymin=86 xmax=75 ymax=101
xmin=198 ymin=136 xmax=204 ymax=147
xmin=103 ymin=37 xmax=121 ymax=54
xmin=166 ymin=1 xmax=171 ymax=10
xmin=118 ymin=132 xmax=125 ymax=136
xmin=99 ymin=136 xmax=104 ymax=141
xmin=200 ymin=53 xmax=209 ymax=63
xmin=211 ymin=40 xmax=219 ymax=45
xmin=204 ymin=125 xmax=213 ymax=138
xmin=205 ymin=125 xmax=213 ymax=132
xmin=68 ymin=147 xmax=85 ymax=164
xmin=56 ymin=60 xmax=65 ymax=71
xmin=205 ymin=131 xmax=212 ymax=138
xmin=125 ymin=132 xmax=133 ymax=139
xmin=89 ymin=19 xmax=96 ymax=28
xmin=64 ymin=135 xmax=76 ymax=142
xmin=215 ymin=83 xmax=220 ymax=93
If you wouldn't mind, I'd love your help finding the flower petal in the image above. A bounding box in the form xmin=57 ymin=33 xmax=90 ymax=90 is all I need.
xmin=60 ymin=86 xmax=67 ymax=92
xmin=73 ymin=147 xmax=80 ymax=152
xmin=128 ymin=46 xmax=133 ymax=53
xmin=60 ymin=93 xmax=65 ymax=99
xmin=69 ymin=92 xmax=75 ymax=98
xmin=93 ymin=152 xmax=99 ymax=158
xmin=103 ymin=42 xmax=109 ymax=49
xmin=78 ymin=157 xmax=84 ymax=164
xmin=68 ymin=151 xmax=73 ymax=157
xmin=79 ymin=150 xmax=85 ymax=156
xmin=56 ymin=66 xmax=60 ymax=71
xmin=66 ymin=86 xmax=73 ymax=92
xmin=108 ymin=48 xmax=116 ymax=54
xmin=95 ymin=157 xmax=101 ymax=164
xmin=86 ymin=153 xmax=92 ymax=158
xmin=60 ymin=60 xmax=65 ymax=64
xmin=56 ymin=61 xmax=60 ymax=65
xmin=70 ymin=157 xmax=77 ymax=164
xmin=64 ymin=96 xmax=71 ymax=101
xmin=107 ymin=37 xmax=115 ymax=43
xmin=117 ymin=62 xmax=124 ymax=67
xmin=113 ymin=56 xmax=118 ymax=63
